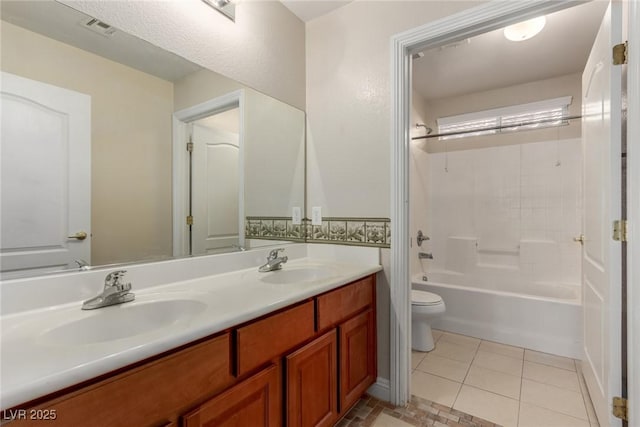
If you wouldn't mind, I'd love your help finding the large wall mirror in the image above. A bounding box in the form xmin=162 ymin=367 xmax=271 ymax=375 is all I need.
xmin=0 ymin=0 xmax=305 ymax=279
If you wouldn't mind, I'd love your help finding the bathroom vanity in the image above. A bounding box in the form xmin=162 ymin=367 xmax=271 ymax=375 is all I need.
xmin=1 ymin=245 xmax=380 ymax=427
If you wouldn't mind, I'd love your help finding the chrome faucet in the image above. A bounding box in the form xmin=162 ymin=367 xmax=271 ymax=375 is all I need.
xmin=82 ymin=270 xmax=135 ymax=310
xmin=74 ymin=259 xmax=91 ymax=271
xmin=418 ymin=252 xmax=433 ymax=260
xmin=259 ymin=249 xmax=288 ymax=272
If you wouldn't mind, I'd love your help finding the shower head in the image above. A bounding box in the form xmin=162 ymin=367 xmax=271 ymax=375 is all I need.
xmin=415 ymin=123 xmax=433 ymax=134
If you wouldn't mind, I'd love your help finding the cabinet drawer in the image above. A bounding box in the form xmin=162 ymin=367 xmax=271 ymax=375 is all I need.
xmin=317 ymin=275 xmax=374 ymax=331
xmin=237 ymin=301 xmax=315 ymax=376
xmin=15 ymin=333 xmax=233 ymax=427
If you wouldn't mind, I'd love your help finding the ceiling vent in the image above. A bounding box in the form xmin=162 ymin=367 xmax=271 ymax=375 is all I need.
xmin=81 ymin=18 xmax=116 ymax=37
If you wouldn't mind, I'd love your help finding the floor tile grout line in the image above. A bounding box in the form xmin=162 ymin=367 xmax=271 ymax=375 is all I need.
xmin=523 ymin=349 xmax=577 ymax=372
xmin=519 ymin=399 xmax=594 ymax=424
xmin=414 ymin=331 xmax=590 ymax=426
xmin=468 ymin=355 xmax=524 ymax=379
xmin=521 ymin=376 xmax=586 ymax=395
xmin=517 ymin=359 xmax=525 ymax=427
xmin=452 ymin=339 xmax=481 ymax=409
xmin=479 ymin=338 xmax=526 ymax=361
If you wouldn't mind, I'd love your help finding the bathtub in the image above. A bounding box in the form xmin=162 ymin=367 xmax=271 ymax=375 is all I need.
xmin=412 ymin=272 xmax=583 ymax=359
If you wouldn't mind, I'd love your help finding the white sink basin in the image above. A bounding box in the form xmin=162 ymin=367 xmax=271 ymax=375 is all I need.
xmin=38 ymin=297 xmax=208 ymax=345
xmin=259 ymin=266 xmax=336 ymax=285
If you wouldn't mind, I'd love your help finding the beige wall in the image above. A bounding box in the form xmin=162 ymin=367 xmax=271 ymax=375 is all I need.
xmin=174 ymin=74 xmax=306 ymax=220
xmin=1 ymin=22 xmax=174 ymax=266
xmin=174 ymin=69 xmax=244 ymax=112
xmin=60 ymin=0 xmax=306 ymax=110
xmin=305 ymin=0 xmax=484 ymax=383
xmin=417 ymin=73 xmax=582 ymax=153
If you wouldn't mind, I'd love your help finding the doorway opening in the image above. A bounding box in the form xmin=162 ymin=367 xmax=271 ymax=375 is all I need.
xmin=172 ymin=90 xmax=245 ymax=258
xmin=390 ymin=2 xmax=618 ymax=427
xmin=189 ymin=107 xmax=242 ymax=255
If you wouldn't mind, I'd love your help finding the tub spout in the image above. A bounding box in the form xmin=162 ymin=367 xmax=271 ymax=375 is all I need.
xmin=418 ymin=252 xmax=433 ymax=260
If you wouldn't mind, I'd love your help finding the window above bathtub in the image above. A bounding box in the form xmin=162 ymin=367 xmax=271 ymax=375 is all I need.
xmin=436 ymin=96 xmax=573 ymax=140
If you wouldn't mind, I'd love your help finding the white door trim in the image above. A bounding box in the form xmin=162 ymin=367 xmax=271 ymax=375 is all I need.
xmin=389 ymin=0 xmax=614 ymax=407
xmin=172 ymin=90 xmax=245 ymax=257
xmin=626 ymin=0 xmax=640 ymax=421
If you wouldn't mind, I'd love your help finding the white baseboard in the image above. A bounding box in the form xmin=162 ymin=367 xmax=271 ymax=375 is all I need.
xmin=367 ymin=377 xmax=391 ymax=402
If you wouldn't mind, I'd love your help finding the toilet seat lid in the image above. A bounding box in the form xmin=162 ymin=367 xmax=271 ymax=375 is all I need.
xmin=411 ymin=290 xmax=442 ymax=306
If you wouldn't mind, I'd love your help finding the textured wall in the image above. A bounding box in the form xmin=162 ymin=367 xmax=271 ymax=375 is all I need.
xmin=305 ymin=0 xmax=484 ymax=385
xmin=61 ymin=0 xmax=306 ymax=110
xmin=305 ymin=1 xmax=481 ymax=219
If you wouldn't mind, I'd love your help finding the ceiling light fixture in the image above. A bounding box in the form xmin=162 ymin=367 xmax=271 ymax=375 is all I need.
xmin=504 ymin=16 xmax=546 ymax=42
xmin=202 ymin=0 xmax=235 ymax=22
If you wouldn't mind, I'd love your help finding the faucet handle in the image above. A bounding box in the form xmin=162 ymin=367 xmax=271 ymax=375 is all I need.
xmin=105 ymin=270 xmax=128 ymax=287
xmin=267 ymin=248 xmax=285 ymax=260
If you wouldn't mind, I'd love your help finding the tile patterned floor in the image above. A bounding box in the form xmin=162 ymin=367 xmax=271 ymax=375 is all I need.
xmin=411 ymin=330 xmax=600 ymax=427
xmin=338 ymin=393 xmax=500 ymax=427
xmin=340 ymin=330 xmax=600 ymax=427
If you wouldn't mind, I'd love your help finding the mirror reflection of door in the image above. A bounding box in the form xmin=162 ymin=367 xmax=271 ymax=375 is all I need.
xmin=190 ymin=108 xmax=242 ymax=255
xmin=1 ymin=72 xmax=91 ymax=278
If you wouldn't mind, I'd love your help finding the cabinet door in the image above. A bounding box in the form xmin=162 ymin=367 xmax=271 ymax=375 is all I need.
xmin=286 ymin=330 xmax=338 ymax=427
xmin=182 ymin=364 xmax=281 ymax=427
xmin=339 ymin=309 xmax=376 ymax=412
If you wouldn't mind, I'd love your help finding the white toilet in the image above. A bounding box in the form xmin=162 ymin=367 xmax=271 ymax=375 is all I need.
xmin=411 ymin=289 xmax=446 ymax=352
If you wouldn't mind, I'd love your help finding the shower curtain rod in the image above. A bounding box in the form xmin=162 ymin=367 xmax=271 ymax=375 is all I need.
xmin=411 ymin=114 xmax=583 ymax=141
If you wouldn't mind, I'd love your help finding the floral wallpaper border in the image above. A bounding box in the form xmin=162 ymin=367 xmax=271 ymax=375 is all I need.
xmin=245 ymin=216 xmax=391 ymax=248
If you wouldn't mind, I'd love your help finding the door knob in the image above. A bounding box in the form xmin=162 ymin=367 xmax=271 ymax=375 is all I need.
xmin=68 ymin=231 xmax=88 ymax=241
xmin=573 ymin=234 xmax=585 ymax=245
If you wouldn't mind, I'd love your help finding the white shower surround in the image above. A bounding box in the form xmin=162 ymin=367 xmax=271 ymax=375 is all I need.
xmin=414 ymin=138 xmax=584 ymax=358
xmin=412 ymin=273 xmax=582 ymax=358
xmin=426 ymin=138 xmax=583 ymax=287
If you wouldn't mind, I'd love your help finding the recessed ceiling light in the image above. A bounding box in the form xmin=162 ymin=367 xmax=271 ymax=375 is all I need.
xmin=504 ymin=16 xmax=546 ymax=42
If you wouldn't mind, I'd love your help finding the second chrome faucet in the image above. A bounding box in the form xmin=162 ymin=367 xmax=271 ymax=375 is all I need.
xmin=259 ymin=249 xmax=288 ymax=272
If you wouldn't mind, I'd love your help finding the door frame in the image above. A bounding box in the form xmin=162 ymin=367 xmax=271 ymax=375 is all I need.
xmin=172 ymin=89 xmax=245 ymax=257
xmin=626 ymin=0 xmax=639 ymax=421
xmin=389 ymin=0 xmax=639 ymax=412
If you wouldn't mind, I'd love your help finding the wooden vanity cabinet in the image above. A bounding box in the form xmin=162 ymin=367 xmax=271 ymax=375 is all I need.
xmin=9 ymin=274 xmax=377 ymax=427
xmin=285 ymin=275 xmax=377 ymax=427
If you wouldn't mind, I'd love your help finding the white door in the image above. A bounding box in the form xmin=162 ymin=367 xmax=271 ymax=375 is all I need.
xmin=581 ymin=2 xmax=624 ymax=426
xmin=191 ymin=123 xmax=241 ymax=254
xmin=1 ymin=72 xmax=91 ymax=277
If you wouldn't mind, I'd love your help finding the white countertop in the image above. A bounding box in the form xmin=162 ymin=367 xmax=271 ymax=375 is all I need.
xmin=0 ymin=255 xmax=381 ymax=410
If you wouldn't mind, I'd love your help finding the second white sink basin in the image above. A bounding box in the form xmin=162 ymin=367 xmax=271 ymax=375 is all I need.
xmin=259 ymin=266 xmax=336 ymax=285
xmin=38 ymin=296 xmax=208 ymax=346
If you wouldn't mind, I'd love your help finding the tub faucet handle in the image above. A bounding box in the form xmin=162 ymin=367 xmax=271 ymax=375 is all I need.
xmin=416 ymin=230 xmax=430 ymax=247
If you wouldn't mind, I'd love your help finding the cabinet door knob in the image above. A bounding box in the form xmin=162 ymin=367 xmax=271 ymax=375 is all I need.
xmin=573 ymin=234 xmax=585 ymax=245
xmin=68 ymin=231 xmax=88 ymax=241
